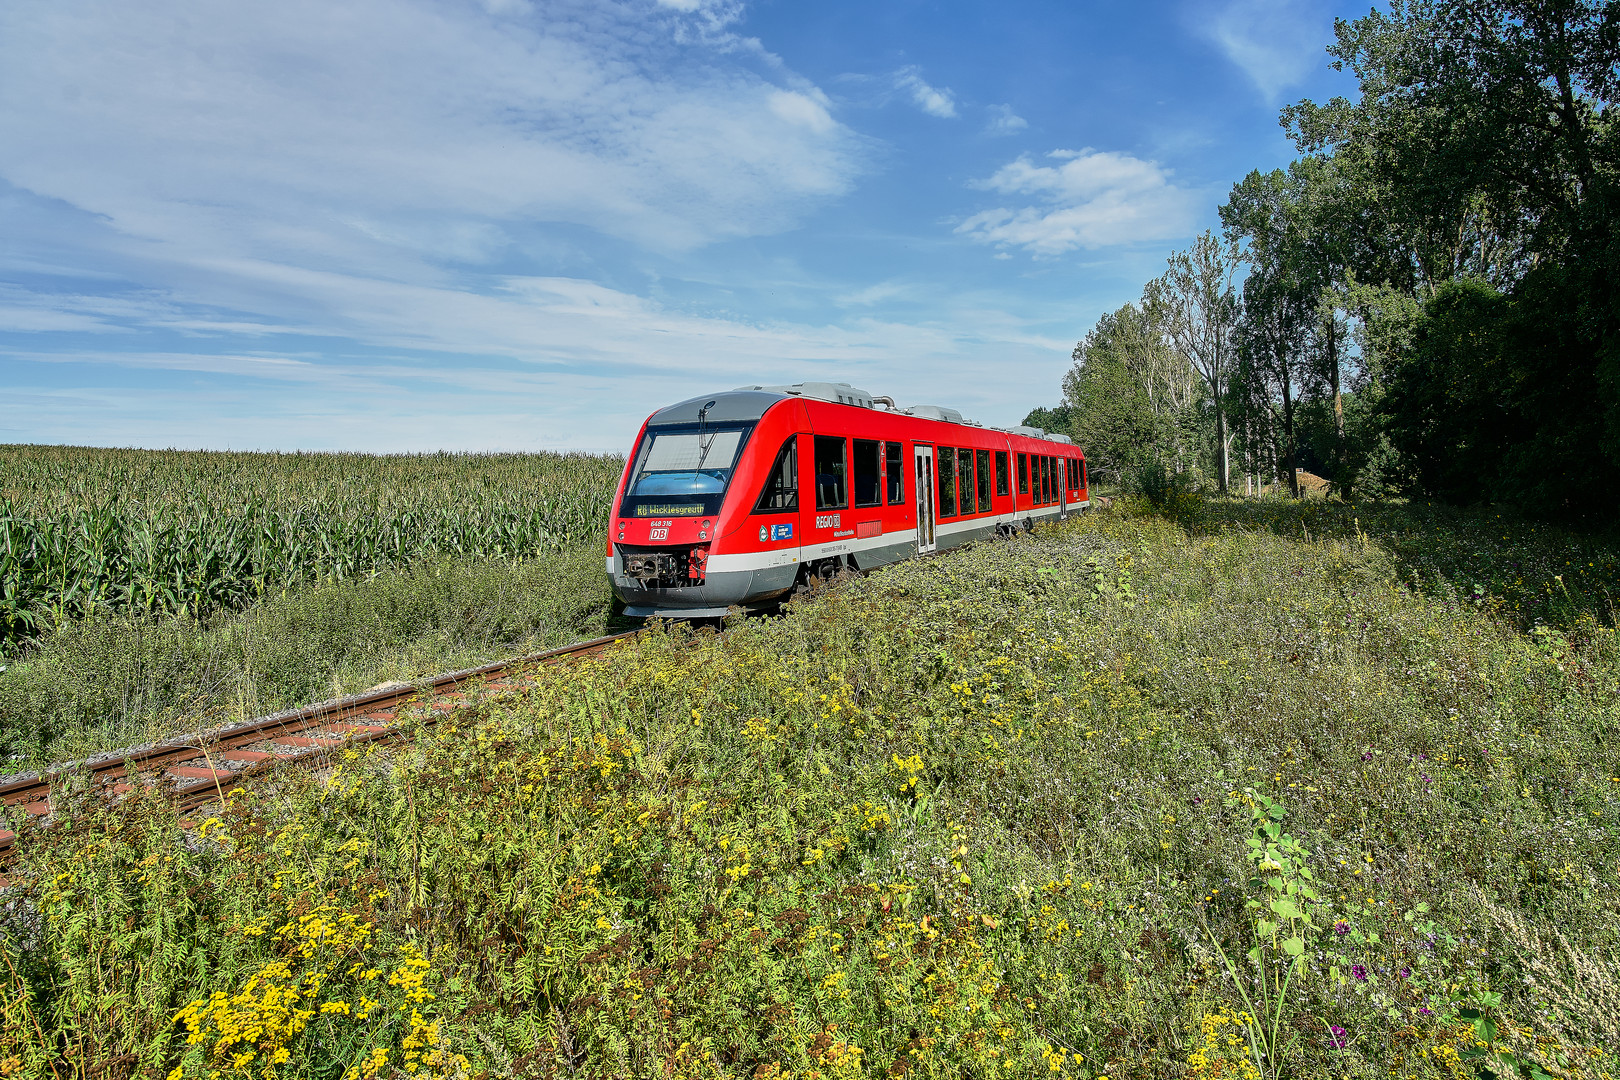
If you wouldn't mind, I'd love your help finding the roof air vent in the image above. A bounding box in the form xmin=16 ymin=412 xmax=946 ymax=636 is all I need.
xmin=742 ymin=381 xmax=877 ymax=408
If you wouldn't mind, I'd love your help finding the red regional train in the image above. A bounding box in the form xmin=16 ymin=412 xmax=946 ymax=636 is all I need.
xmin=608 ymin=381 xmax=1089 ymax=618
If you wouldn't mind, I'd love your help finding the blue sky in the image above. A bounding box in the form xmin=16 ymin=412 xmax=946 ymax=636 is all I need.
xmin=0 ymin=0 xmax=1361 ymax=453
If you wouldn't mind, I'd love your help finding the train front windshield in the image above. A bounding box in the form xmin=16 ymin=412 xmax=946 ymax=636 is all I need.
xmin=620 ymin=423 xmax=753 ymax=517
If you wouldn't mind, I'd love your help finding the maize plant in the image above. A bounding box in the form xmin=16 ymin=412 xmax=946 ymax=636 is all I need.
xmin=0 ymin=446 xmax=624 ymax=651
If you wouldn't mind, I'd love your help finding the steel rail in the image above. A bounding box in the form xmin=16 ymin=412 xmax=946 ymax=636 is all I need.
xmin=0 ymin=630 xmax=638 ymax=853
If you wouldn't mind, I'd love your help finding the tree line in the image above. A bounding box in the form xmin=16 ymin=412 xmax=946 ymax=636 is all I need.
xmin=1028 ymin=0 xmax=1619 ymax=518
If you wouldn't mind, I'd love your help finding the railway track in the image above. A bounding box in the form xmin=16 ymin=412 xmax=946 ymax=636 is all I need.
xmin=0 ymin=630 xmax=637 ymax=856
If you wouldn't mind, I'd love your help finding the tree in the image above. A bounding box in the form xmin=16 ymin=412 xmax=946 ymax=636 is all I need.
xmin=1282 ymin=0 xmax=1620 ymax=514
xmin=1223 ymin=169 xmax=1328 ymax=498
xmin=1060 ymin=305 xmax=1179 ymax=484
xmin=1021 ymin=405 xmax=1074 ymax=435
xmin=1146 ymin=233 xmax=1240 ymax=491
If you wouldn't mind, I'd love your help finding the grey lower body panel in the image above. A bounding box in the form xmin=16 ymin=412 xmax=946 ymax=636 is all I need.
xmin=936 ymin=520 xmax=999 ymax=552
xmin=848 ymin=538 xmax=915 ymax=571
xmin=612 ymin=563 xmax=799 ymax=619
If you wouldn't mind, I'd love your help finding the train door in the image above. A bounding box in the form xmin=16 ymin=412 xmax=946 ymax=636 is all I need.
xmin=914 ymin=444 xmax=936 ymax=554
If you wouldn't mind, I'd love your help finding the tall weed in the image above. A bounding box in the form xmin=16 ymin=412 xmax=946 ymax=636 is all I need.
xmin=0 ymin=545 xmax=611 ymax=768
xmin=3 ymin=503 xmax=1617 ymax=1078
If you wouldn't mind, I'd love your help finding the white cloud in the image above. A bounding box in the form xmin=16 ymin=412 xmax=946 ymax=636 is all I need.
xmin=985 ymin=105 xmax=1029 ymax=135
xmin=0 ymin=255 xmax=1075 ymax=450
xmin=1201 ymin=0 xmax=1328 ymax=100
xmin=956 ymin=149 xmax=1200 ymax=255
xmin=893 ymin=67 xmax=958 ymax=119
xmin=0 ymin=0 xmax=863 ymax=265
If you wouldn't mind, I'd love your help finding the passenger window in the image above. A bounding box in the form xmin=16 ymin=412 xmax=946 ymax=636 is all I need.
xmin=885 ymin=441 xmax=905 ymax=504
xmin=853 ymin=439 xmax=881 ymax=507
xmin=1017 ymin=453 xmax=1029 ymax=495
xmin=957 ymin=448 xmax=974 ymax=515
xmin=814 ymin=436 xmax=848 ymax=510
xmin=976 ymin=449 xmax=991 ymax=512
xmin=1046 ymin=457 xmax=1056 ymax=502
xmin=937 ymin=447 xmax=957 ymax=517
xmin=753 ymin=438 xmax=798 ymax=513
xmin=995 ymin=451 xmax=1009 ymax=497
xmin=1068 ymin=459 xmax=1078 ymax=491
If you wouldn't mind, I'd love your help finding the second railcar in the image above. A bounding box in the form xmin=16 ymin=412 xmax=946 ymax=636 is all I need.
xmin=608 ymin=381 xmax=1087 ymax=618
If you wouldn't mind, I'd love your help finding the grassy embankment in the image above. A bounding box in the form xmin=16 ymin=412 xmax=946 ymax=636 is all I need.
xmin=0 ymin=447 xmax=623 ymax=769
xmin=4 ymin=499 xmax=1617 ymax=1080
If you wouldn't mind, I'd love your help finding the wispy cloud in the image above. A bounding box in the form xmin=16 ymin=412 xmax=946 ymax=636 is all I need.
xmin=0 ymin=0 xmax=863 ymax=263
xmin=893 ymin=66 xmax=958 ymax=119
xmin=984 ymin=104 xmax=1028 ymax=135
xmin=1200 ymin=0 xmax=1328 ymax=100
xmin=956 ymin=149 xmax=1199 ymax=256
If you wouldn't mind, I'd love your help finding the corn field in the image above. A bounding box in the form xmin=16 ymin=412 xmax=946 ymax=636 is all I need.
xmin=0 ymin=445 xmax=624 ymax=650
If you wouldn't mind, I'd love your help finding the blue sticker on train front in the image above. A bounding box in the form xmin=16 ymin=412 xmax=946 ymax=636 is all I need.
xmin=770 ymin=523 xmax=794 ymax=541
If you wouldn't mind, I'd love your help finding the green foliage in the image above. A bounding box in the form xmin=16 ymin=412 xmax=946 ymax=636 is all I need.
xmin=1062 ymin=301 xmax=1207 ymax=487
xmin=1385 ymin=278 xmax=1516 ymax=503
xmin=0 ymin=446 xmax=624 ymax=652
xmin=1021 ymin=404 xmax=1074 ymax=436
xmin=1384 ymin=272 xmax=1620 ymax=517
xmin=7 ymin=501 xmax=1620 ymax=1078
xmin=1200 ymin=790 xmax=1324 ymax=1078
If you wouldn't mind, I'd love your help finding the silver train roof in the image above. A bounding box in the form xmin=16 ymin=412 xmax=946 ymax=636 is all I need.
xmin=648 ymin=383 xmax=1074 ymax=443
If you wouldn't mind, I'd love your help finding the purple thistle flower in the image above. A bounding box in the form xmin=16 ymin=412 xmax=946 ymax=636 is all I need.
xmin=1334 ymin=920 xmax=1350 ymax=936
xmin=1352 ymin=964 xmax=1368 ymax=981
xmin=1400 ymin=967 xmax=1412 ymax=979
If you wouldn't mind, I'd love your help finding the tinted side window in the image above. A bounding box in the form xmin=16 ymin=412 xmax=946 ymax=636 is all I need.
xmin=957 ymin=448 xmax=974 ymax=515
xmin=1017 ymin=453 xmax=1029 ymax=495
xmin=753 ymin=438 xmax=798 ymax=513
xmin=814 ymin=436 xmax=847 ymax=510
xmin=1046 ymin=457 xmax=1055 ymax=502
xmin=853 ymin=439 xmax=881 ymax=507
xmin=995 ymin=451 xmax=1009 ymax=496
xmin=938 ymin=447 xmax=957 ymax=517
xmin=976 ymin=449 xmax=991 ymax=512
xmin=885 ymin=441 xmax=905 ymax=504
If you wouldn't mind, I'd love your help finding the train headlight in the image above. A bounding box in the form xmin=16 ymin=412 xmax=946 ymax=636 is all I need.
xmin=702 ymin=519 xmax=711 ymax=529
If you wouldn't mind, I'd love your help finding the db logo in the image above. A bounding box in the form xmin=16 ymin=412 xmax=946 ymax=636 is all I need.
xmin=649 ymin=527 xmax=669 ymax=540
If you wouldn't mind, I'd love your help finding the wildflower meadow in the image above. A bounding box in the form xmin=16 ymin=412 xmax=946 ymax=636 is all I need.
xmin=3 ymin=501 xmax=1618 ymax=1079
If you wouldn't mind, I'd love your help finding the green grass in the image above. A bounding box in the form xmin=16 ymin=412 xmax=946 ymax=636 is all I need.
xmin=6 ymin=498 xmax=1617 ymax=1080
xmin=0 ymin=544 xmax=613 ymax=771
xmin=0 ymin=445 xmax=623 ymax=650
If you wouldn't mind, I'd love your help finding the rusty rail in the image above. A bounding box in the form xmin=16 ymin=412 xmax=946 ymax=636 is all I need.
xmin=0 ymin=631 xmax=637 ymax=851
